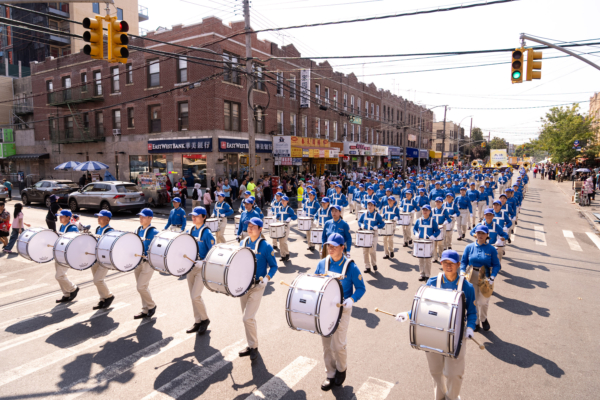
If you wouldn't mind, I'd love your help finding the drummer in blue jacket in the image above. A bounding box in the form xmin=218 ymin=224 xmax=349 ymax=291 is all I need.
xmin=400 ymin=190 xmax=420 ymax=247
xmin=164 ymin=197 xmax=187 ymax=233
xmin=134 ymin=208 xmax=160 ymax=319
xmin=455 ymin=187 xmax=473 ymax=240
xmin=237 ymin=198 xmax=262 ymax=240
xmin=54 ymin=210 xmax=80 ymax=303
xmin=331 ymin=184 xmax=349 ymax=217
xmin=321 ymin=205 xmax=352 ymax=259
xmin=91 ymin=210 xmax=115 ymax=310
xmin=212 ymin=192 xmax=234 ymax=244
xmin=237 ymin=217 xmax=278 ymax=361
xmin=432 ymin=197 xmax=452 ymax=262
xmin=185 ymin=206 xmax=215 ymax=335
xmin=466 ymin=182 xmax=480 ymax=229
xmin=304 ymin=191 xmax=320 ymax=252
xmin=460 ymin=225 xmax=501 ymax=332
xmin=413 ymin=205 xmax=441 ymax=281
xmin=358 ymin=199 xmax=385 ymax=273
xmin=316 ymin=233 xmax=366 ymax=391
xmin=275 ymin=196 xmax=297 ymax=262
xmin=395 ymin=249 xmax=476 ymax=400
xmin=472 ymin=208 xmax=509 ymax=262
xmin=381 ymin=196 xmax=400 ymax=259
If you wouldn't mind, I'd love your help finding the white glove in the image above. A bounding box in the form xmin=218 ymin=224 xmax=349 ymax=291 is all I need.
xmin=393 ymin=217 xmax=398 ymax=221
xmin=466 ymin=327 xmax=474 ymax=339
xmin=487 ymin=277 xmax=495 ymax=286
xmin=395 ymin=312 xmax=409 ymax=323
xmin=503 ymin=227 xmax=508 ymax=233
xmin=342 ymin=298 xmax=354 ymax=309
xmin=286 ymin=218 xmax=291 ymax=223
xmin=459 ymin=270 xmax=466 ymax=276
xmin=346 ymin=252 xmax=351 ymax=259
xmin=259 ymin=276 xmax=269 ymax=288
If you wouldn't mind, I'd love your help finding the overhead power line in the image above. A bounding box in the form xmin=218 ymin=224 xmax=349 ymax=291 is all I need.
xmin=451 ymin=100 xmax=589 ymax=110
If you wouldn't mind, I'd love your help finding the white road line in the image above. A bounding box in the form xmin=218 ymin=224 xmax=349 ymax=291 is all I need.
xmin=141 ymin=340 xmax=245 ymax=400
xmin=534 ymin=225 xmax=547 ymax=246
xmin=54 ymin=329 xmax=195 ymax=400
xmin=0 ymin=313 xmax=165 ymax=387
xmin=246 ymin=356 xmax=317 ymax=400
xmin=0 ymin=275 xmax=6 ymax=279
xmin=351 ymin=377 xmax=395 ymax=400
xmin=0 ymin=283 xmax=49 ymax=300
xmin=0 ymin=279 xmax=24 ymax=288
xmin=586 ymin=232 xmax=600 ymax=250
xmin=0 ymin=302 xmax=129 ymax=353
xmin=563 ymin=230 xmax=583 ymax=251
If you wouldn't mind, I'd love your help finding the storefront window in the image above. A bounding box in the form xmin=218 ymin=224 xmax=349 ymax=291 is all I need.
xmin=151 ymin=155 xmax=167 ymax=174
xmin=129 ymin=155 xmax=149 ymax=183
xmin=183 ymin=155 xmax=207 ymax=188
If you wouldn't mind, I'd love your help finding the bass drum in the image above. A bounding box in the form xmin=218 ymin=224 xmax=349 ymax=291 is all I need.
xmin=17 ymin=228 xmax=58 ymax=263
xmin=96 ymin=231 xmax=144 ymax=272
xmin=54 ymin=232 xmax=97 ymax=271
xmin=148 ymin=231 xmax=198 ymax=276
xmin=202 ymin=244 xmax=256 ymax=297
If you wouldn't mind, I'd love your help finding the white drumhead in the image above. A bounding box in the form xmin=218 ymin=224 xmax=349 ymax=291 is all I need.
xmin=318 ymin=278 xmax=343 ymax=336
xmin=311 ymin=228 xmax=323 ymax=244
xmin=226 ymin=247 xmax=256 ymax=296
xmin=109 ymin=232 xmax=143 ymax=272
xmin=66 ymin=234 xmax=97 ymax=270
xmin=413 ymin=286 xmax=457 ymax=355
xmin=18 ymin=228 xmax=58 ymax=263
xmin=453 ymin=293 xmax=465 ymax=355
xmin=164 ymin=233 xmax=197 ymax=276
xmin=287 ymin=275 xmax=321 ymax=333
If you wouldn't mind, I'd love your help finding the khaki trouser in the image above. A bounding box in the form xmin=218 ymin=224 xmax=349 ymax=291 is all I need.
xmin=55 ymin=260 xmax=77 ymax=297
xmin=274 ymin=223 xmax=291 ymax=257
xmin=192 ymin=200 xmax=202 ymax=208
xmin=239 ymin=283 xmax=266 ymax=348
xmin=91 ymin=262 xmax=112 ymax=300
xmin=402 ymin=224 xmax=412 ymax=244
xmin=415 ymin=210 xmax=422 ymax=221
xmin=457 ymin=212 xmax=468 ymax=237
xmin=216 ymin=217 xmax=227 ymax=244
xmin=322 ymin=306 xmax=352 ymax=378
xmin=349 ymin=199 xmax=356 ymax=213
xmin=383 ymin=229 xmax=395 ymax=255
xmin=433 ymin=239 xmax=444 ymax=261
xmin=187 ymin=264 xmax=208 ymax=322
xmin=425 ymin=343 xmax=467 ymax=400
xmin=495 ymin=245 xmax=504 ymax=262
xmin=477 ymin=200 xmax=486 ymax=221
xmin=362 ymin=231 xmax=378 ymax=268
xmin=355 ymin=203 xmax=362 ymax=220
xmin=471 ymin=202 xmax=478 ymax=226
xmin=134 ymin=261 xmax=156 ymax=313
xmin=307 ymin=220 xmax=317 ymax=247
xmin=444 ymin=219 xmax=455 ymax=248
xmin=469 ymin=268 xmax=491 ymax=324
xmin=240 ymin=231 xmax=249 ymax=240
xmin=419 ymin=257 xmax=432 ymax=278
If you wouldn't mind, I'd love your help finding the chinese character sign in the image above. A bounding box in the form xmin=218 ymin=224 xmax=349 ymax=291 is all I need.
xmin=300 ymin=69 xmax=311 ymax=109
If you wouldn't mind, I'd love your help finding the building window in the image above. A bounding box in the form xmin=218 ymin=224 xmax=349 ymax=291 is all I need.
xmin=357 ymin=98 xmax=361 ymax=114
xmin=62 ymin=76 xmax=71 ymax=100
xmin=289 ymin=75 xmax=296 ymax=99
xmin=350 ymin=95 xmax=355 ymax=113
xmin=343 ymin=122 xmax=347 ymax=139
xmin=127 ymin=108 xmax=134 ymax=128
xmin=436 ymin=143 xmax=443 ymax=151
xmin=324 ymin=87 xmax=330 ymax=104
xmin=290 ymin=113 xmax=297 ymax=136
xmin=315 ymin=84 xmax=321 ymax=104
xmin=46 ymin=80 xmax=53 ymax=102
xmin=149 ymin=105 xmax=161 ymax=133
xmin=125 ymin=63 xmax=133 ymax=84
xmin=365 ymin=101 xmax=369 ymax=117
xmin=117 ymin=7 xmax=123 ymax=20
xmin=95 ymin=112 xmax=104 ymax=135
xmin=376 ymin=105 xmax=379 ymax=120
xmin=276 ymin=71 xmax=284 ymax=96
xmin=324 ymin=120 xmax=329 ymax=138
xmin=314 ymin=118 xmax=320 ymax=137
xmin=223 ymin=52 xmax=240 ymax=85
xmin=254 ymin=64 xmax=264 ymax=90
xmin=147 ymin=59 xmax=160 ymax=88
xmin=81 ymin=72 xmax=87 ymax=92
xmin=93 ymin=3 xmax=99 ymax=13
xmin=332 ymin=121 xmax=337 ymax=141
xmin=111 ymin=67 xmax=120 ymax=93
xmin=178 ymin=102 xmax=189 ymax=130
xmin=343 ymin=93 xmax=347 ymax=110
xmin=357 ymin=126 xmax=361 ymax=142
xmin=82 ymin=113 xmax=89 ymax=130
xmin=93 ymin=71 xmax=102 ymax=96
xmin=224 ymin=101 xmax=240 ymax=131
xmin=333 ymin=90 xmax=338 ymax=109
xmin=277 ymin=110 xmax=284 ymax=134
xmin=113 ymin=109 xmax=121 ymax=130
xmin=64 ymin=116 xmax=73 ymax=137
xmin=255 ymin=107 xmax=264 ymax=134
xmin=178 ymin=57 xmax=188 ymax=83
xmin=371 ymin=103 xmax=374 ymax=117
xmin=302 ymin=115 xmax=308 ymax=137
xmin=351 ymin=125 xmax=355 ymax=141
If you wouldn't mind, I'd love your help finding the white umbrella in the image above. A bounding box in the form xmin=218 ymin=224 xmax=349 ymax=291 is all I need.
xmin=54 ymin=161 xmax=81 ymax=171
xmin=576 ymin=168 xmax=590 ymax=173
xmin=73 ymin=161 xmax=110 ymax=171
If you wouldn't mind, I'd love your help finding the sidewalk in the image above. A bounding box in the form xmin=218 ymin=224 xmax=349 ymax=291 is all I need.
xmin=551 ymin=179 xmax=600 ymax=232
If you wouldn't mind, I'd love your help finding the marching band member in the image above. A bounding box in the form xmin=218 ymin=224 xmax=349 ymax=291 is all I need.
xmin=239 ymin=190 xmax=252 ymax=213
xmin=429 ymin=182 xmax=445 ymax=207
xmin=317 ymin=233 xmax=366 ymax=391
xmin=91 ymin=210 xmax=115 ymax=310
xmin=212 ymin=192 xmax=234 ymax=244
xmin=400 ymin=190 xmax=420 ymax=247
xmin=381 ymin=196 xmax=400 ymax=259
xmin=331 ymin=184 xmax=348 ymax=217
xmin=460 ymin=225 xmax=501 ymax=332
xmin=274 ymin=196 xmax=297 ymax=262
xmin=498 ymin=193 xmax=514 ymax=243
xmin=466 ymin=182 xmax=480 ymax=229
xmin=375 ymin=182 xmax=387 ymax=199
xmin=321 ymin=205 xmax=352 ymax=259
xmin=432 ymin=197 xmax=452 ymax=264
xmin=347 ymin=181 xmax=357 ymax=214
xmin=396 ymin=249 xmax=476 ymax=400
xmin=455 ymin=187 xmax=472 ymax=241
xmin=492 ymin=199 xmax=512 ymax=247
xmin=414 ymin=188 xmax=430 ymax=220
xmin=354 ymin=184 xmax=366 ymax=218
xmin=54 ymin=210 xmax=79 ymax=303
xmin=164 ymin=197 xmax=187 ymax=232
xmin=477 ymin=184 xmax=490 ymax=223
xmin=238 ymin=217 xmax=278 ymax=360
xmin=304 ymin=191 xmax=320 ymax=251
xmin=185 ymin=206 xmax=215 ymax=335
xmin=378 ymin=188 xmax=393 ymax=212
xmin=134 ymin=208 xmax=159 ymax=319
xmin=362 ymin=185 xmax=380 ymax=209
xmin=326 ymin=181 xmax=337 ymax=198
xmin=237 ymin=198 xmax=262 ymax=240
xmin=358 ymin=199 xmax=385 ymax=273
xmin=443 ymin=193 xmax=460 ymax=250
xmin=270 ymin=192 xmax=283 ymax=249
xmin=472 ymin=208 xmax=509 ymax=262
xmin=413 ymin=205 xmax=441 ymax=281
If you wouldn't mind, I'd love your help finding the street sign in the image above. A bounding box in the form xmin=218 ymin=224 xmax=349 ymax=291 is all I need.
xmin=574 ymin=140 xmax=579 ymax=146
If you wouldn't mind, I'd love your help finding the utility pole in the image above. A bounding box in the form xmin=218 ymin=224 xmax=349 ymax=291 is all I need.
xmin=469 ymin=117 xmax=473 ymax=159
xmin=402 ymin=100 xmax=408 ymax=175
xmin=440 ymin=105 xmax=447 ymax=166
xmin=417 ymin=109 xmax=422 ymax=172
xmin=244 ymin=0 xmax=255 ymax=179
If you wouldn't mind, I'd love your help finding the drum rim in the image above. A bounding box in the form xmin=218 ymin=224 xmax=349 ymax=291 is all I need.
xmin=17 ymin=228 xmax=57 ymax=263
xmin=97 ymin=231 xmax=144 ymax=272
xmin=148 ymin=232 xmax=199 ymax=276
xmin=55 ymin=232 xmax=97 ymax=271
xmin=202 ymin=245 xmax=257 ymax=297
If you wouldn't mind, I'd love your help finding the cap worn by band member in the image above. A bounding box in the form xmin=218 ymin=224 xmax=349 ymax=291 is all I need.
xmin=244 ymin=217 xmax=263 ymax=228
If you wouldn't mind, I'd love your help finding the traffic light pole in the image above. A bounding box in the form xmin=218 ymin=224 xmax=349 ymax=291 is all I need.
xmin=520 ymin=34 xmax=600 ymax=72
xmin=244 ymin=0 xmax=256 ymax=180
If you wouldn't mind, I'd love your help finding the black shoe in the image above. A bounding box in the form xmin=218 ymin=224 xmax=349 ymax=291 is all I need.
xmin=448 ymin=246 xmax=452 ymax=250
xmin=515 ymin=221 xmax=518 ymax=226
xmin=273 ymin=246 xmax=278 ymax=250
xmin=383 ymin=255 xmax=390 ymax=260
xmin=462 ymin=234 xmax=466 ymax=239
xmin=134 ymin=312 xmax=148 ymax=319
xmin=334 ymin=369 xmax=346 ymax=386
xmin=239 ymin=346 xmax=252 ymax=357
xmin=147 ymin=306 xmax=157 ymax=318
xmin=309 ymin=246 xmax=315 ymax=251
xmin=93 ymin=300 xmax=105 ymax=310
xmin=403 ymin=243 xmax=408 ymax=248
xmin=197 ymin=319 xmax=210 ymax=335
xmin=187 ymin=322 xmax=201 ymax=334
xmin=68 ymin=287 xmax=79 ymax=301
xmin=364 ymin=267 xmax=372 ymax=273
xmin=418 ymin=276 xmax=428 ymax=282
xmin=321 ymin=378 xmax=334 ymax=391
xmin=390 ymin=252 xmax=394 ymax=258
xmin=373 ymin=265 xmax=378 ymax=271
xmin=474 ymin=324 xmax=481 ymax=332
xmin=409 ymin=240 xmax=413 ymax=245
xmin=56 ymin=296 xmax=70 ymax=304
xmin=507 ymin=237 xmax=512 ymax=244
xmin=482 ymin=319 xmax=490 ymax=331
xmin=102 ymin=295 xmax=115 ymax=309
xmin=433 ymin=259 xmax=439 ymax=264
xmin=457 ymin=237 xmax=463 ymax=241
xmin=250 ymin=347 xmax=259 ymax=360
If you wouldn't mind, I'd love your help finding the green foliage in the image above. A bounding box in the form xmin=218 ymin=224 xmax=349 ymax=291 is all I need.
xmin=489 ymin=137 xmax=508 ymax=149
xmin=466 ymin=127 xmax=489 ymax=160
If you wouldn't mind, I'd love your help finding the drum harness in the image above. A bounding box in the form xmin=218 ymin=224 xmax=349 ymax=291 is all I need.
xmin=242 ymin=236 xmax=264 ymax=284
xmin=324 ymin=255 xmax=353 ymax=282
xmin=316 ymin=205 xmax=331 ymax=226
xmin=136 ymin=225 xmax=155 ymax=257
xmin=382 ymin=205 xmax=399 ymax=221
xmin=304 ymin=200 xmax=318 ymax=217
xmin=331 ymin=193 xmax=345 ymax=207
xmin=95 ymin=225 xmax=114 ymax=236
xmin=214 ymin=201 xmax=229 ymax=221
xmin=416 ymin=217 xmax=434 ymax=240
xmin=59 ymin=223 xmax=75 ymax=235
xmin=362 ymin=211 xmax=380 ymax=231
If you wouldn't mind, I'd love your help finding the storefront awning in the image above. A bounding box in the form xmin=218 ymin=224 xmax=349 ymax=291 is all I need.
xmin=429 ymin=150 xmax=442 ymax=159
xmin=6 ymin=153 xmax=50 ymax=160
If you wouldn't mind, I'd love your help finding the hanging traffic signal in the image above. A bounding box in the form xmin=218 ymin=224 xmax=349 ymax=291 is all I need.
xmin=107 ymin=17 xmax=129 ymax=63
xmin=83 ymin=16 xmax=104 ymax=60
xmin=511 ymin=48 xmax=524 ymax=83
xmin=526 ymin=49 xmax=542 ymax=81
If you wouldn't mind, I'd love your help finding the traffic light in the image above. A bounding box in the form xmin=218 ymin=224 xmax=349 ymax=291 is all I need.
xmin=107 ymin=17 xmax=129 ymax=63
xmin=511 ymin=48 xmax=524 ymax=83
xmin=526 ymin=49 xmax=542 ymax=81
xmin=83 ymin=16 xmax=104 ymax=60
xmin=481 ymin=142 xmax=486 ymax=148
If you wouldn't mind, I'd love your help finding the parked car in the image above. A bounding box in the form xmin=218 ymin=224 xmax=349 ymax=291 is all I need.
xmin=0 ymin=185 xmax=8 ymax=200
xmin=21 ymin=180 xmax=79 ymax=207
xmin=68 ymin=181 xmax=146 ymax=213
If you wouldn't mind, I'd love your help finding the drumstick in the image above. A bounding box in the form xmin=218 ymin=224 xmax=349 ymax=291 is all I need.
xmin=469 ymin=336 xmax=485 ymax=350
xmin=374 ymin=307 xmax=396 ymax=317
xmin=134 ymin=254 xmax=148 ymax=259
xmin=280 ymin=280 xmax=290 ymax=287
xmin=183 ymin=254 xmax=196 ymax=263
xmin=47 ymin=244 xmax=54 ymax=247
xmin=85 ymin=252 xmax=95 ymax=256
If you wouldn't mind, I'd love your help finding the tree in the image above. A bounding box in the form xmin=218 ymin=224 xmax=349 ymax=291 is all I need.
xmin=489 ymin=136 xmax=508 ymax=149
xmin=465 ymin=127 xmax=489 ymax=160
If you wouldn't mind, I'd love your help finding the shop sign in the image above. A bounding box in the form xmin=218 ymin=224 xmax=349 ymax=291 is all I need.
xmin=343 ymin=141 xmax=371 ymax=156
xmin=312 ymin=158 xmax=339 ymax=165
xmin=349 ymin=116 xmax=362 ymax=125
xmin=383 ymin=157 xmax=388 ymax=162
xmin=290 ymin=137 xmax=330 ymax=147
xmin=300 ymin=69 xmax=311 ymax=108
xmin=1 ymin=143 xmax=16 ymax=157
xmin=182 ymin=154 xmax=207 ymax=160
xmin=351 ymin=157 xmax=359 ymax=161
xmin=217 ymin=138 xmax=273 ymax=153
xmin=371 ymin=145 xmax=388 ymax=156
xmin=291 ymin=147 xmax=303 ymax=157
xmin=419 ymin=149 xmax=429 ymax=158
xmin=255 ymin=139 xmax=273 ymax=153
xmin=408 ymin=134 xmax=417 ymax=141
xmin=2 ymin=128 xmax=14 ymax=142
xmin=406 ymin=147 xmax=419 ymax=158
xmin=342 ymin=156 xmax=350 ymax=162
xmin=389 ymin=146 xmax=401 ymax=156
xmin=148 ymin=137 xmax=212 ymax=153
xmin=274 ymin=157 xmax=292 ymax=165
xmin=366 ymin=156 xmax=372 ymax=161
xmin=272 ymin=136 xmax=291 ymax=157
xmin=292 ymin=158 xmax=303 ymax=166
xmin=302 ymin=148 xmax=310 ymax=157
xmin=329 ymin=148 xmax=340 ymax=157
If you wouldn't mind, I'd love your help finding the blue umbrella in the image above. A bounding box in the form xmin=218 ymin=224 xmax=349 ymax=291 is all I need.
xmin=73 ymin=161 xmax=110 ymax=171
xmin=104 ymin=170 xmax=117 ymax=181
xmin=54 ymin=161 xmax=81 ymax=171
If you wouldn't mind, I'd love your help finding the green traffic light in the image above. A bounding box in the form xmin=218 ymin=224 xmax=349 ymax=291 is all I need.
xmin=512 ymin=70 xmax=521 ymax=79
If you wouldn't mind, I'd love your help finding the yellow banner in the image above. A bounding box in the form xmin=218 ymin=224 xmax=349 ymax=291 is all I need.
xmin=290 ymin=137 xmax=330 ymax=148
xmin=291 ymin=147 xmax=303 ymax=157
xmin=490 ymin=149 xmax=508 ymax=167
xmin=312 ymin=158 xmax=339 ymax=164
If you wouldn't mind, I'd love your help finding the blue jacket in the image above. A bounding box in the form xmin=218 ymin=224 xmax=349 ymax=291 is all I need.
xmin=400 ymin=198 xmax=420 ymax=213
xmin=270 ymin=200 xmax=282 ymax=216
xmin=470 ymin=221 xmax=508 ymax=245
xmin=358 ymin=211 xmax=385 ymax=231
xmin=276 ymin=205 xmax=297 ymax=223
xmin=415 ymin=194 xmax=430 ymax=208
xmin=466 ymin=189 xmax=480 ymax=202
xmin=460 ymin=241 xmax=501 ymax=279
xmin=315 ymin=256 xmax=366 ymax=303
xmin=381 ymin=204 xmax=400 ymax=221
xmin=165 ymin=207 xmax=187 ymax=231
xmin=95 ymin=224 xmax=114 ymax=235
xmin=137 ymin=225 xmax=159 ymax=255
xmin=429 ymin=188 xmax=445 ymax=201
xmin=455 ymin=195 xmax=473 ymax=213
xmin=189 ymin=224 xmax=215 ymax=260
xmin=331 ymin=192 xmax=348 ymax=208
xmin=362 ymin=193 xmax=380 ymax=209
xmin=432 ymin=206 xmax=452 ymax=227
xmin=303 ymin=199 xmax=320 ymax=218
xmin=493 ymin=210 xmax=512 ymax=229
xmin=322 ymin=218 xmax=353 ymax=252
xmin=315 ymin=205 xmax=333 ymax=226
xmin=237 ymin=208 xmax=262 ymax=236
xmin=413 ymin=216 xmax=441 ymax=239
xmin=444 ymin=200 xmax=460 ymax=217
xmin=241 ymin=237 xmax=278 ymax=280
xmin=59 ymin=224 xmax=79 ymax=233
xmin=213 ymin=201 xmax=234 ymax=218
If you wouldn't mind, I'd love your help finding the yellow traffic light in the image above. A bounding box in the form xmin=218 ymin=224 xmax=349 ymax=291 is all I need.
xmin=107 ymin=17 xmax=129 ymax=63
xmin=83 ymin=16 xmax=104 ymax=60
xmin=511 ymin=48 xmax=524 ymax=83
xmin=526 ymin=49 xmax=542 ymax=81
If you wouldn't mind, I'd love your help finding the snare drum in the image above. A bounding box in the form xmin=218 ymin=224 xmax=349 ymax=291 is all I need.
xmin=413 ymin=239 xmax=433 ymax=258
xmin=96 ymin=231 xmax=144 ymax=272
xmin=285 ymin=274 xmax=343 ymax=337
xmin=434 ymin=226 xmax=446 ymax=242
xmin=54 ymin=232 xmax=97 ymax=271
xmin=234 ymin=215 xmax=241 ymax=232
xmin=17 ymin=228 xmax=59 ymax=263
xmin=410 ymin=283 xmax=466 ymax=358
xmin=148 ymin=231 xmax=198 ymax=276
xmin=380 ymin=220 xmax=395 ymax=236
xmin=269 ymin=222 xmax=286 ymax=239
xmin=311 ymin=227 xmax=324 ymax=244
xmin=202 ymin=243 xmax=256 ymax=297
xmin=297 ymin=209 xmax=305 ymax=218
xmin=398 ymin=213 xmax=412 ymax=226
xmin=206 ymin=218 xmax=220 ymax=233
xmin=297 ymin=217 xmax=313 ymax=231
xmin=263 ymin=216 xmax=276 ymax=230
xmin=355 ymin=230 xmax=374 ymax=248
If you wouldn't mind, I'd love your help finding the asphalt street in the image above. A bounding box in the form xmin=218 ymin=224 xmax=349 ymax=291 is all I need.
xmin=0 ymin=176 xmax=599 ymax=400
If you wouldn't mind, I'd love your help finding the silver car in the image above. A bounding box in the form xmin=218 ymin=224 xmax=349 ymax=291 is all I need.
xmin=68 ymin=181 xmax=146 ymax=214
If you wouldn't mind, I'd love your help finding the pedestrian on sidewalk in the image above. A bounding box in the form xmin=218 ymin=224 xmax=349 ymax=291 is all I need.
xmin=231 ymin=176 xmax=239 ymax=201
xmin=203 ymin=189 xmax=212 ymax=216
xmin=3 ymin=203 xmax=30 ymax=253
xmin=46 ymin=195 xmax=60 ymax=232
xmin=2 ymin=179 xmax=12 ymax=201
xmin=0 ymin=202 xmax=10 ymax=247
xmin=192 ymin=183 xmax=202 ymax=208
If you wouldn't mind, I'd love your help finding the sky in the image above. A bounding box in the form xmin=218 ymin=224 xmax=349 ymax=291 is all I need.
xmin=137 ymin=0 xmax=600 ymax=145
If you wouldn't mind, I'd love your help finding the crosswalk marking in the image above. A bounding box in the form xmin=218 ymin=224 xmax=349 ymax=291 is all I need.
xmin=0 ymin=279 xmax=24 ymax=288
xmin=0 ymin=296 xmax=97 ymax=330
xmin=141 ymin=340 xmax=245 ymax=400
xmin=0 ymin=313 xmax=165 ymax=387
xmin=246 ymin=356 xmax=317 ymax=400
xmin=586 ymin=232 xmax=600 ymax=250
xmin=351 ymin=377 xmax=395 ymax=400
xmin=534 ymin=225 xmax=547 ymax=246
xmin=0 ymin=283 xmax=49 ymax=300
xmin=55 ymin=329 xmax=196 ymax=400
xmin=0 ymin=275 xmax=6 ymax=279
xmin=563 ymin=230 xmax=583 ymax=251
xmin=0 ymin=302 xmax=129 ymax=353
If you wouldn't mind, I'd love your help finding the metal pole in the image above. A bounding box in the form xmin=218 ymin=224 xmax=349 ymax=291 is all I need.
xmin=418 ymin=109 xmax=421 ymax=172
xmin=244 ymin=0 xmax=255 ymax=180
xmin=520 ymin=34 xmax=600 ymax=72
xmin=441 ymin=106 xmax=447 ymax=166
xmin=402 ymin=100 xmax=408 ymax=175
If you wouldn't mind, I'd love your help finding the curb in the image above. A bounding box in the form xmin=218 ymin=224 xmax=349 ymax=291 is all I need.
xmin=553 ymin=181 xmax=600 ymax=233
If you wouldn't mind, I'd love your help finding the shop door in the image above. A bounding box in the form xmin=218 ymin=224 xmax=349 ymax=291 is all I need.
xmin=227 ymin=154 xmax=240 ymax=180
